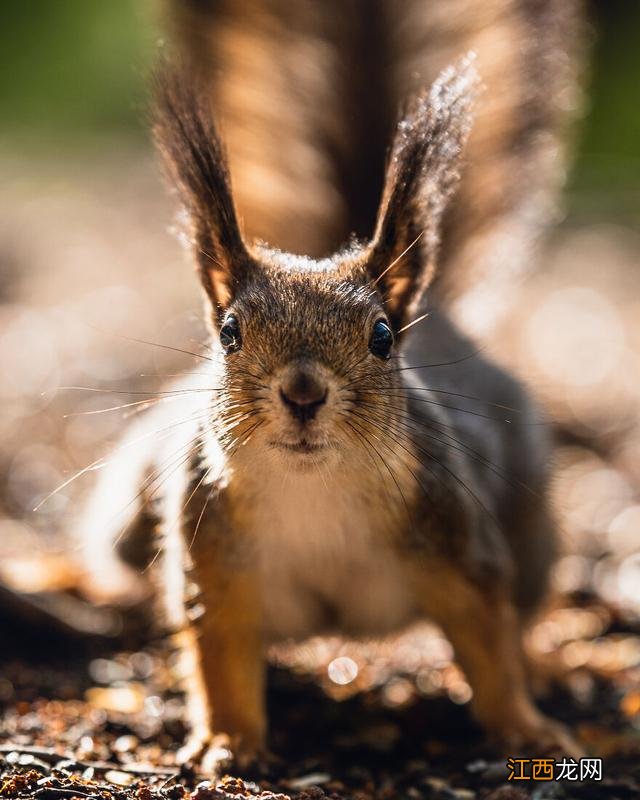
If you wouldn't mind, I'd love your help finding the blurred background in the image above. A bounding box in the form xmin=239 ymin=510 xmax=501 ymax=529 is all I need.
xmin=1 ymin=6 xmax=640 ymax=792
xmin=0 ymin=0 xmax=640 ymax=677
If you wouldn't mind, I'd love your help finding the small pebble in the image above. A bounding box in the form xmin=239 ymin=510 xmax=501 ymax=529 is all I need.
xmin=287 ymin=773 xmax=330 ymax=790
xmin=104 ymin=770 xmax=136 ymax=787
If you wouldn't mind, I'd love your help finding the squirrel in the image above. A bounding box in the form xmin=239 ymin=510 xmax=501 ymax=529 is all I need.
xmin=75 ymin=0 xmax=583 ymax=771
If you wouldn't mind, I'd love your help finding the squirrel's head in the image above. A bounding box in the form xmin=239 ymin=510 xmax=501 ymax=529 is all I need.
xmin=154 ymin=59 xmax=476 ymax=471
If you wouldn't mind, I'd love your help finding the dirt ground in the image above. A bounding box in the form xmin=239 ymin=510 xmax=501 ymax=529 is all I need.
xmin=1 ymin=586 xmax=640 ymax=800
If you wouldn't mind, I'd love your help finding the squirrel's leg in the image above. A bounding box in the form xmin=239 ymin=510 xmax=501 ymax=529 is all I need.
xmin=411 ymin=559 xmax=582 ymax=757
xmin=176 ymin=561 xmax=266 ymax=772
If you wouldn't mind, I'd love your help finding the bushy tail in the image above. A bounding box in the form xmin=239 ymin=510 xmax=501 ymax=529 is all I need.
xmin=167 ymin=0 xmax=582 ymax=326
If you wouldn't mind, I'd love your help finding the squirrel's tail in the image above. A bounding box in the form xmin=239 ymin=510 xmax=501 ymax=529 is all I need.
xmin=167 ymin=0 xmax=582 ymax=323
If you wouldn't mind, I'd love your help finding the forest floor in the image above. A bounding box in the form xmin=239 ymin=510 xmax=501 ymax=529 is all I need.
xmin=1 ymin=589 xmax=639 ymax=800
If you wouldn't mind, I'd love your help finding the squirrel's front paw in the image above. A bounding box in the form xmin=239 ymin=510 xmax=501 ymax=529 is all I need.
xmin=177 ymin=730 xmax=268 ymax=776
xmin=497 ymin=709 xmax=584 ymax=759
xmin=177 ymin=731 xmax=233 ymax=776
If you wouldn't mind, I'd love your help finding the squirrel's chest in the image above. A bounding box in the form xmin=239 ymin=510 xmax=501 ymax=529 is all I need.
xmin=248 ymin=478 xmax=417 ymax=642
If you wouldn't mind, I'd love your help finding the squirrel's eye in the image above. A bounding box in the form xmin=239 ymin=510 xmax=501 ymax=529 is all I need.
xmin=219 ymin=315 xmax=242 ymax=353
xmin=369 ymin=319 xmax=393 ymax=359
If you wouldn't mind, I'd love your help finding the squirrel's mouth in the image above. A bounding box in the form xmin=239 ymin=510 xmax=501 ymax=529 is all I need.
xmin=270 ymin=439 xmax=327 ymax=454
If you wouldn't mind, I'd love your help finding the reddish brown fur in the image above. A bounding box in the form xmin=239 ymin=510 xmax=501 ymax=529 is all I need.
xmin=141 ymin=56 xmax=582 ymax=767
xmin=167 ymin=0 xmax=582 ymax=308
xmin=77 ymin=2 xmax=584 ymax=772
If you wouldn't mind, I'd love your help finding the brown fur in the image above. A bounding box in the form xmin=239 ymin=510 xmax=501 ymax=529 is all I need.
xmin=167 ymin=0 xmax=582 ymax=310
xmin=123 ymin=59 xmax=582 ymax=766
xmin=370 ymin=58 xmax=476 ymax=329
xmin=153 ymin=67 xmax=251 ymax=314
xmin=76 ymin=6 xmax=584 ymax=771
xmin=154 ymin=57 xmax=477 ymax=331
xmin=409 ymin=558 xmax=575 ymax=751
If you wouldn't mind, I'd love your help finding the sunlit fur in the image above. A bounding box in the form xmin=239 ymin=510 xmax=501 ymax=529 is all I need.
xmin=170 ymin=0 xmax=582 ymax=310
xmin=212 ymin=250 xmax=397 ymax=463
xmin=75 ymin=55 xmax=581 ymax=762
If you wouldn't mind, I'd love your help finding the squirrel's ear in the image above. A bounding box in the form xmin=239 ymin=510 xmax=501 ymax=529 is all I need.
xmin=153 ymin=66 xmax=250 ymax=318
xmin=368 ymin=57 xmax=477 ymax=331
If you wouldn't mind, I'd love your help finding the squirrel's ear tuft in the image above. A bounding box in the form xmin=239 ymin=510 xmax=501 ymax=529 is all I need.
xmin=368 ymin=56 xmax=478 ymax=331
xmin=153 ymin=65 xmax=250 ymax=316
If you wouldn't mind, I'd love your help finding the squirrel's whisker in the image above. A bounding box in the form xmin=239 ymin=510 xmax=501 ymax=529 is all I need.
xmin=396 ymin=311 xmax=430 ymax=334
xmin=64 ymin=396 xmax=184 ymax=417
xmin=356 ymin=398 xmax=534 ymax=499
xmin=376 ymin=416 xmax=496 ymax=531
xmin=360 ymin=406 xmax=500 ymax=531
xmin=372 ymin=230 xmax=425 ymax=286
xmin=34 ymin=403 xmax=220 ymax=511
xmin=187 ymin=419 xmax=264 ymax=553
xmin=94 ymin=329 xmax=215 ymax=363
xmin=387 ymin=348 xmax=486 ymax=369
xmin=339 ymin=417 xmax=412 ymax=529
xmin=366 ymin=391 xmax=513 ymax=423
xmin=184 ymin=461 xmax=226 ymax=552
xmin=112 ymin=435 xmax=210 ymax=551
xmin=370 ymin=386 xmax=523 ymax=414
xmin=344 ymin=415 xmax=415 ymax=532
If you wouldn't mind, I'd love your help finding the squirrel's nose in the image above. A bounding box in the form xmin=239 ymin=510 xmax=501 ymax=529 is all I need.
xmin=279 ymin=370 xmax=327 ymax=423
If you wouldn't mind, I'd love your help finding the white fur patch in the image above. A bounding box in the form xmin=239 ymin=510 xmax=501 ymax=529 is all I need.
xmin=243 ymin=459 xmax=417 ymax=642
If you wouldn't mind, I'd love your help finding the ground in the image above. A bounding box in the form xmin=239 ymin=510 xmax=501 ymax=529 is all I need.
xmin=1 ymin=585 xmax=639 ymax=800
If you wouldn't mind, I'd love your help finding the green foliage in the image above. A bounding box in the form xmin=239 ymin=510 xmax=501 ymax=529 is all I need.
xmin=568 ymin=4 xmax=640 ymax=220
xmin=0 ymin=1 xmax=152 ymax=147
xmin=0 ymin=2 xmax=638 ymax=219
